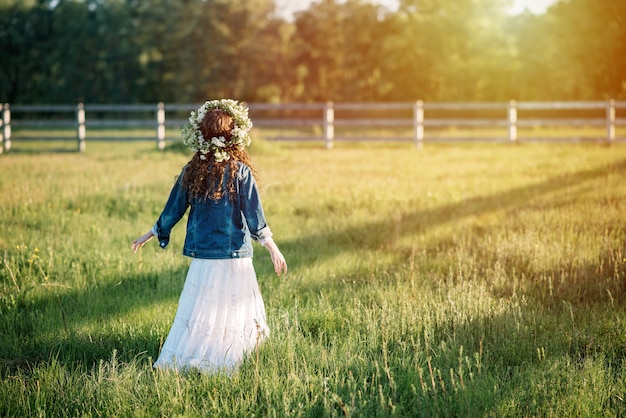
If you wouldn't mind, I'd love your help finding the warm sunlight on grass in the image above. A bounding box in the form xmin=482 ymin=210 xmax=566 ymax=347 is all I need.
xmin=1 ymin=140 xmax=625 ymax=416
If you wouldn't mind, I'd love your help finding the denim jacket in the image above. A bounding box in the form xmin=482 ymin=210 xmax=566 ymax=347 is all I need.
xmin=152 ymin=162 xmax=272 ymax=259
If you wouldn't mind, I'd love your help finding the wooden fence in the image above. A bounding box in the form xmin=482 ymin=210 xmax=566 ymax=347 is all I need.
xmin=1 ymin=101 xmax=624 ymax=153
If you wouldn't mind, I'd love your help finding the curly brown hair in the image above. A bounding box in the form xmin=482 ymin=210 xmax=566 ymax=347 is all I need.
xmin=181 ymin=109 xmax=258 ymax=201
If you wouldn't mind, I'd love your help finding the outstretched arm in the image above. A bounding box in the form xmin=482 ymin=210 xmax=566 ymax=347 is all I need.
xmin=262 ymin=238 xmax=288 ymax=276
xmin=131 ymin=230 xmax=155 ymax=254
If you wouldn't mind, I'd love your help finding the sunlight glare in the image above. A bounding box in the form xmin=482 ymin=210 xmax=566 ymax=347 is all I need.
xmin=275 ymin=0 xmax=559 ymax=20
xmin=508 ymin=0 xmax=559 ymax=15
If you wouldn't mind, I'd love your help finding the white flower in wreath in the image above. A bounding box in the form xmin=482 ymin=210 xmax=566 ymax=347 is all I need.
xmin=211 ymin=136 xmax=227 ymax=147
xmin=181 ymin=99 xmax=253 ymax=160
xmin=214 ymin=150 xmax=230 ymax=162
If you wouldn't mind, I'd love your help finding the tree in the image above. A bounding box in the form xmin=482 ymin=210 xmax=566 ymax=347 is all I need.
xmin=288 ymin=0 xmax=392 ymax=102
xmin=127 ymin=0 xmax=282 ymax=103
xmin=46 ymin=0 xmax=143 ymax=102
xmin=0 ymin=0 xmax=144 ymax=103
xmin=2 ymin=0 xmax=623 ymax=104
xmin=0 ymin=0 xmax=54 ymax=103
xmin=548 ymin=0 xmax=626 ymax=99
xmin=389 ymin=0 xmax=516 ymax=101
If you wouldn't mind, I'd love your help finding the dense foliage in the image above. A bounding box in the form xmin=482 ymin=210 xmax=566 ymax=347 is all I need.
xmin=0 ymin=0 xmax=624 ymax=104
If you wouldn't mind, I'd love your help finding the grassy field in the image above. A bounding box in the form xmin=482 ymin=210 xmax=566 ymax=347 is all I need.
xmin=1 ymin=138 xmax=625 ymax=417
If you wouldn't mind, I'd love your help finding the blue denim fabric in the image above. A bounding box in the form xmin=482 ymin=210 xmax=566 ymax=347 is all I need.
xmin=153 ymin=162 xmax=272 ymax=259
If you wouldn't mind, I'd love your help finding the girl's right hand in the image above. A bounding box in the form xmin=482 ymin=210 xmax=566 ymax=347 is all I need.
xmin=131 ymin=231 xmax=155 ymax=253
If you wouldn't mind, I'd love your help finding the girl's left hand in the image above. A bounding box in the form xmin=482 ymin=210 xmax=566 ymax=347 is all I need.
xmin=263 ymin=239 xmax=288 ymax=276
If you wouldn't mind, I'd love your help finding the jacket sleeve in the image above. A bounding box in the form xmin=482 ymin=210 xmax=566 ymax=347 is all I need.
xmin=153 ymin=171 xmax=189 ymax=249
xmin=238 ymin=164 xmax=273 ymax=243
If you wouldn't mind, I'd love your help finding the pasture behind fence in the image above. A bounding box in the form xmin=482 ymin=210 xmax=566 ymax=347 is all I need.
xmin=1 ymin=100 xmax=624 ymax=153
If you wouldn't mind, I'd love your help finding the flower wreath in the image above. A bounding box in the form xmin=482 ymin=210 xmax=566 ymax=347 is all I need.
xmin=181 ymin=99 xmax=253 ymax=162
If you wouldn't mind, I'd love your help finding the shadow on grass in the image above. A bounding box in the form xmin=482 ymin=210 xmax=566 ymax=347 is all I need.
xmin=2 ymin=138 xmax=191 ymax=156
xmin=0 ymin=264 xmax=189 ymax=374
xmin=6 ymin=146 xmax=78 ymax=155
xmin=338 ymin=306 xmax=626 ymax=417
xmin=3 ymin=156 xmax=625 ymax=377
xmin=278 ymin=158 xmax=626 ymax=291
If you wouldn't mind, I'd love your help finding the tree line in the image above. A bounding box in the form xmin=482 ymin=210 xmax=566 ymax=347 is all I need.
xmin=1 ymin=0 xmax=624 ymax=104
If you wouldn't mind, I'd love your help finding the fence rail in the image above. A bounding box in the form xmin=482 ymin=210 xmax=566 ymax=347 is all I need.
xmin=1 ymin=100 xmax=624 ymax=153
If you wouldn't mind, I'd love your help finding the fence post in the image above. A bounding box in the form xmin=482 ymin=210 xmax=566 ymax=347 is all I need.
xmin=413 ymin=100 xmax=424 ymax=149
xmin=2 ymin=104 xmax=11 ymax=153
xmin=77 ymin=103 xmax=86 ymax=152
xmin=156 ymin=102 xmax=166 ymax=150
xmin=508 ymin=100 xmax=517 ymax=143
xmin=324 ymin=101 xmax=334 ymax=149
xmin=606 ymin=99 xmax=616 ymax=143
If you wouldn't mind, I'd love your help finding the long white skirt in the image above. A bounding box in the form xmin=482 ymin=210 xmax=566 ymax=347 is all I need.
xmin=153 ymin=258 xmax=269 ymax=373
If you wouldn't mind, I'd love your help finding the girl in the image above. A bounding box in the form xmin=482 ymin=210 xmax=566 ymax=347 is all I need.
xmin=131 ymin=99 xmax=287 ymax=373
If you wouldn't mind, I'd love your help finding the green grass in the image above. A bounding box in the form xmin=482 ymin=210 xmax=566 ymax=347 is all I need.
xmin=1 ymin=138 xmax=625 ymax=417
